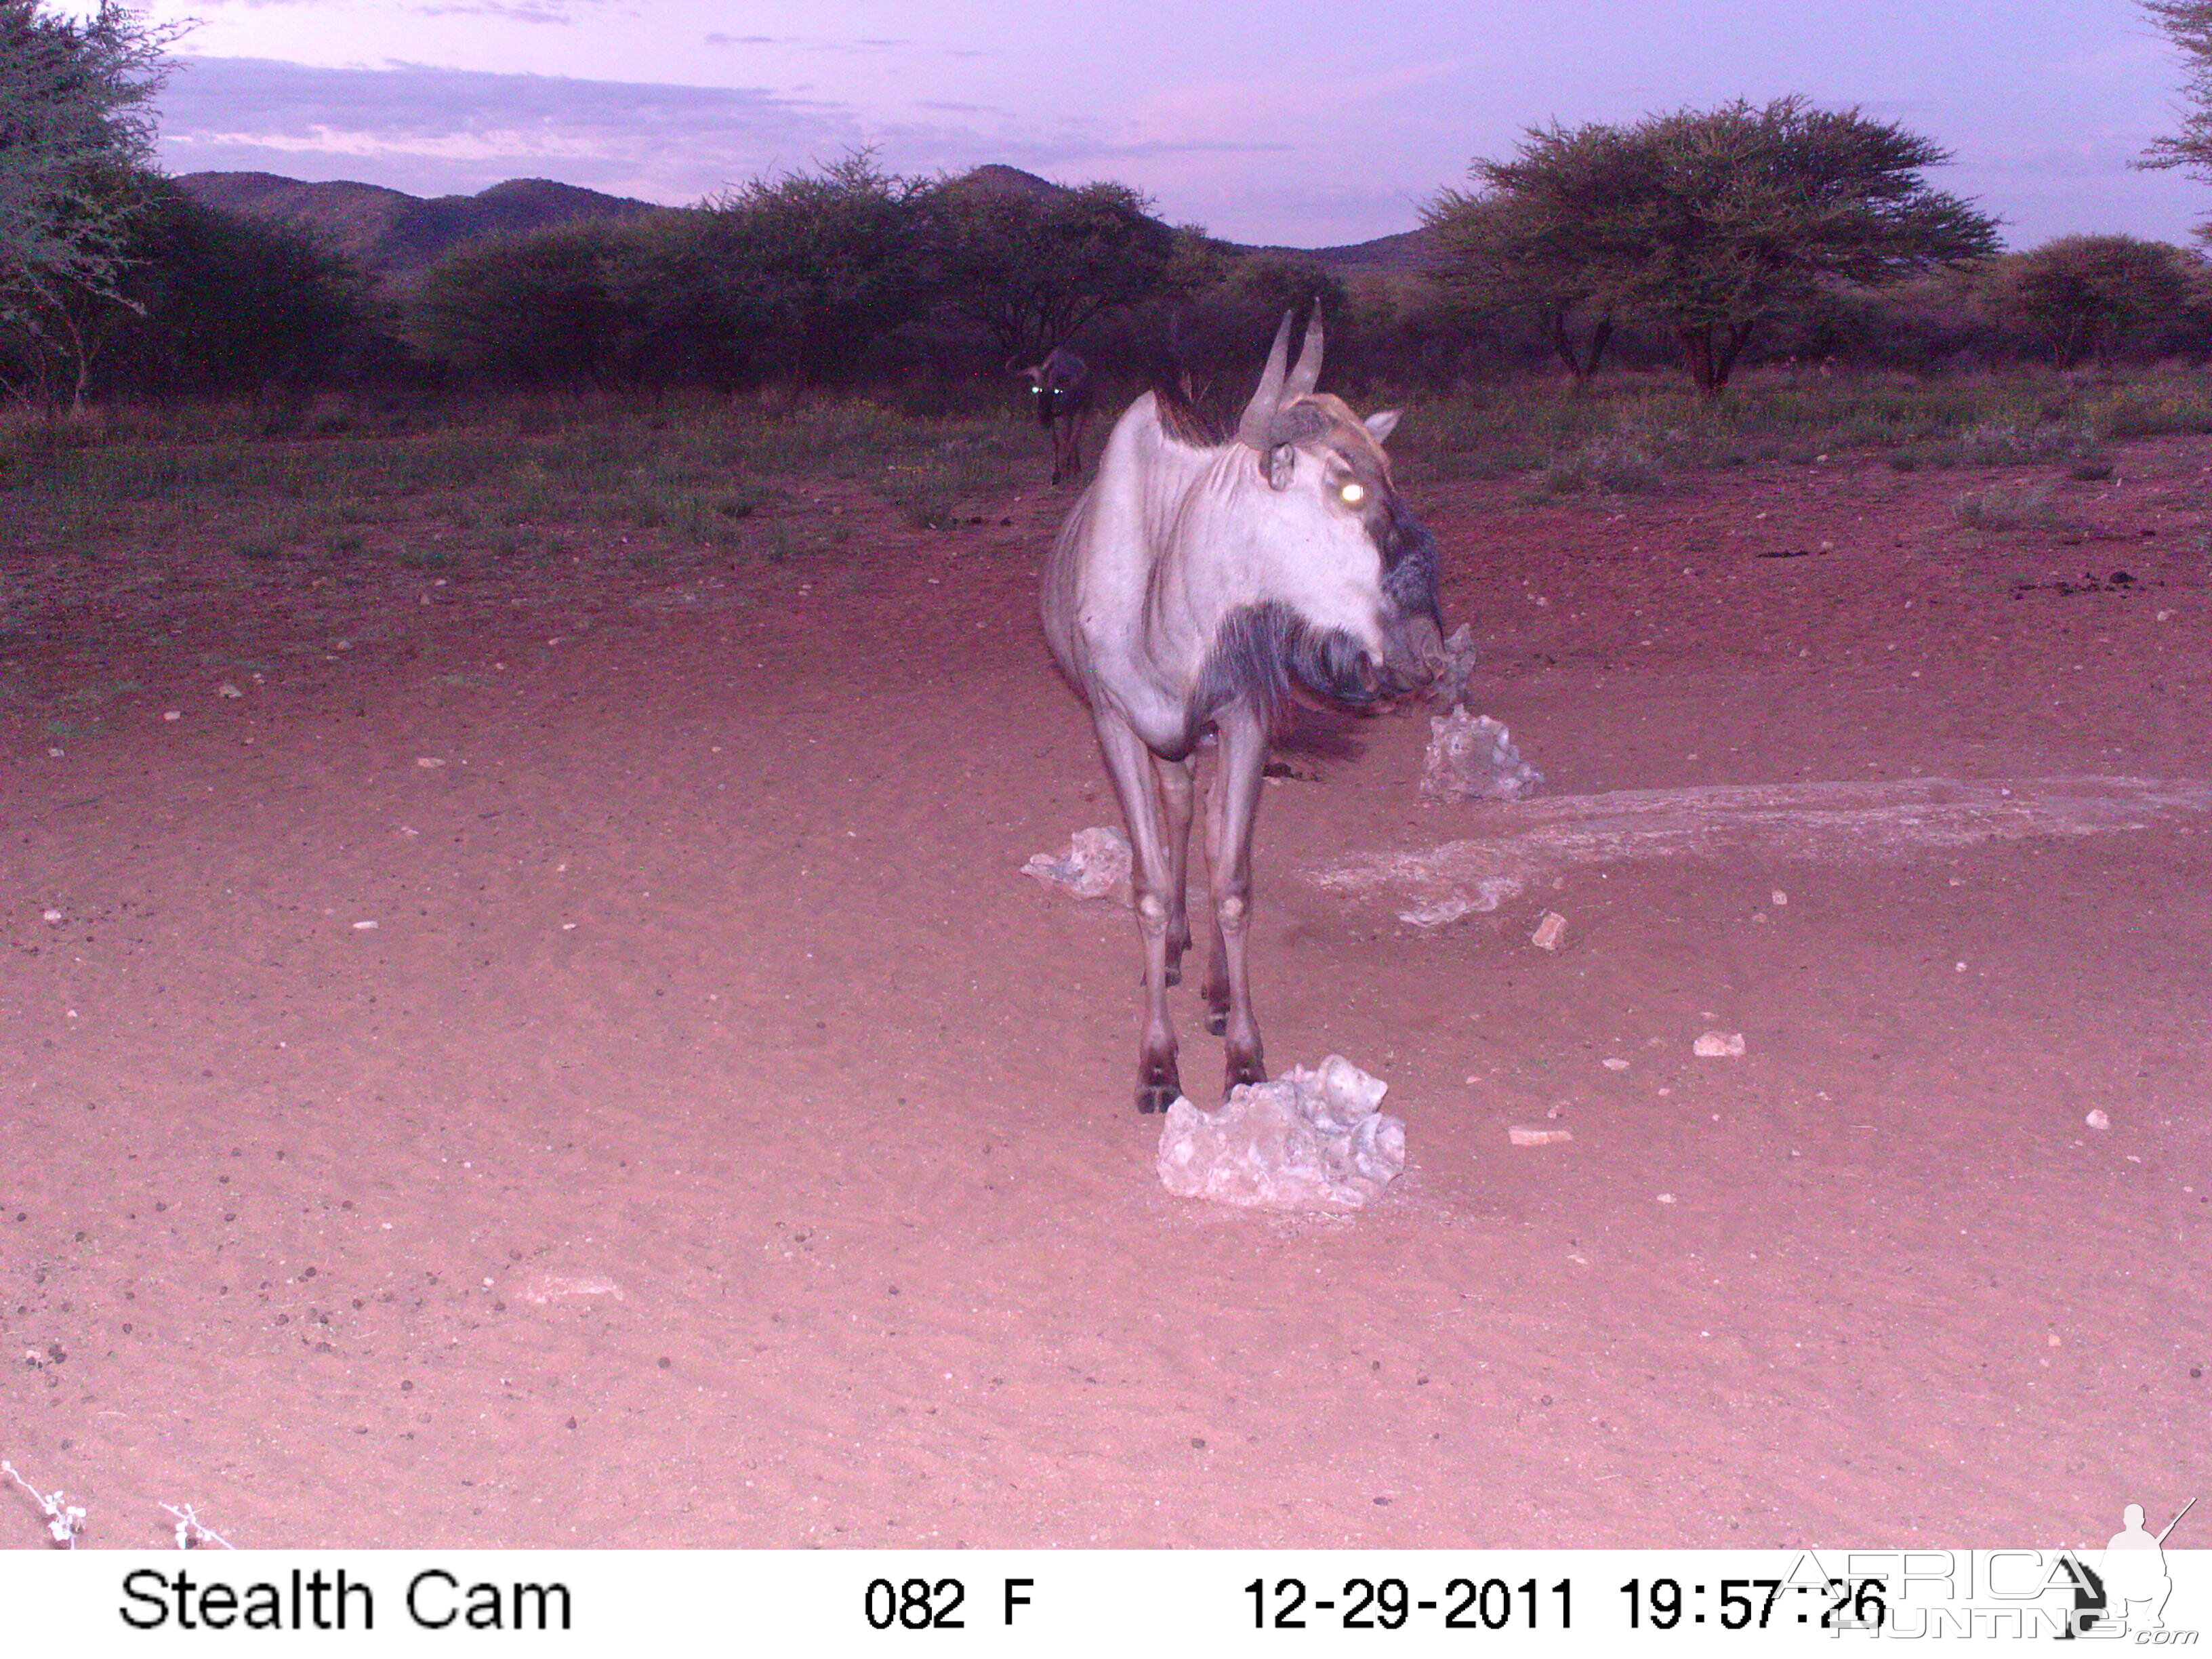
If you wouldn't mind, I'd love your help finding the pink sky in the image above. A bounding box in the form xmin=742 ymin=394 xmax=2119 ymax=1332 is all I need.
xmin=121 ymin=0 xmax=2212 ymax=247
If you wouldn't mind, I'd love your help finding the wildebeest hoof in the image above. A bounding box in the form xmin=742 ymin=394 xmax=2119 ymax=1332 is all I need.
xmin=1204 ymin=1006 xmax=1228 ymax=1036
xmin=1137 ymin=1055 xmax=1183 ymax=1115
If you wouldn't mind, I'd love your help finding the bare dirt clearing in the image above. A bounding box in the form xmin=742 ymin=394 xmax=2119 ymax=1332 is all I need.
xmin=2 ymin=432 xmax=2205 ymax=1548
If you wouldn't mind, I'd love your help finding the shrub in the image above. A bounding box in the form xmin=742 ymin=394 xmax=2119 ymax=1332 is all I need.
xmin=1952 ymin=483 xmax=2055 ymax=529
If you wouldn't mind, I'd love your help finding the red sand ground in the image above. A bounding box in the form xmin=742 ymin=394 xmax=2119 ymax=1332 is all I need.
xmin=1 ymin=433 xmax=2205 ymax=1550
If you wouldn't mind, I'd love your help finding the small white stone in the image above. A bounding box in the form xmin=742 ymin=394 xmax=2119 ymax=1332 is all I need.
xmin=352 ymin=920 xmax=378 ymax=930
xmin=1656 ymin=1192 xmax=1677 ymax=1204
xmin=1770 ymin=889 xmax=1788 ymax=906
xmin=415 ymin=756 xmax=446 ymax=769
xmin=163 ymin=710 xmax=180 ymax=722
xmin=1530 ymin=910 xmax=1569 ymax=951
xmin=217 ymin=682 xmax=243 ymax=699
xmin=1693 ymin=1030 xmax=1746 ymax=1058
xmin=1509 ymin=1126 xmax=1573 ymax=1147
xmin=1602 ymin=1057 xmax=1629 ymax=1071
xmin=2085 ymin=1109 xmax=2111 ymax=1131
xmin=41 ymin=909 xmax=62 ymax=924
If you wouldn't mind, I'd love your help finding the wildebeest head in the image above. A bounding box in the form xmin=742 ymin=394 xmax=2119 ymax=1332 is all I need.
xmin=1229 ymin=311 xmax=1444 ymax=704
xmin=1021 ymin=346 xmax=1090 ymax=428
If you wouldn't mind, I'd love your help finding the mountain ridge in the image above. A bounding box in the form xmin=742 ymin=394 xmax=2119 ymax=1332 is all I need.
xmin=175 ymin=165 xmax=1431 ymax=287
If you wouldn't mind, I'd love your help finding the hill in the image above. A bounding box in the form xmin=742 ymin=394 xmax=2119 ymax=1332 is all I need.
xmin=946 ymin=164 xmax=1431 ymax=276
xmin=176 ymin=165 xmax=1432 ymax=288
xmin=175 ymin=173 xmax=659 ymax=287
xmin=1242 ymin=228 xmax=1433 ymax=279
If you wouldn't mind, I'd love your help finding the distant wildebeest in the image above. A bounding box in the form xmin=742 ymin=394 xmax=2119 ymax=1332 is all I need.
xmin=1020 ymin=346 xmax=1094 ymax=485
xmin=1041 ymin=311 xmax=1445 ymax=1113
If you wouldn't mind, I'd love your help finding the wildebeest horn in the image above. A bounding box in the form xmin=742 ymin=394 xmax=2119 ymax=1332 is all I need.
xmin=1237 ymin=312 xmax=1295 ymax=449
xmin=1282 ymin=305 xmax=1324 ymax=402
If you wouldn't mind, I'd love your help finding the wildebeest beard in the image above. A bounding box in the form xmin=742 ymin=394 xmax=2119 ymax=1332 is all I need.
xmin=1184 ymin=501 xmax=1443 ymax=752
xmin=1191 ymin=600 xmax=1384 ymax=747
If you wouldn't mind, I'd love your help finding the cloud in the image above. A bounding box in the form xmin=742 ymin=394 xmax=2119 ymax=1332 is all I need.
xmin=1058 ymin=138 xmax=1296 ymax=159
xmin=407 ymin=1 xmax=581 ymax=22
xmin=699 ymin=33 xmax=909 ymax=53
xmin=198 ymin=0 xmax=615 ymax=12
xmin=146 ymin=54 xmax=1450 ymax=243
xmin=153 ymin=55 xmax=1311 ymax=199
xmin=155 ymin=56 xmax=874 ymax=201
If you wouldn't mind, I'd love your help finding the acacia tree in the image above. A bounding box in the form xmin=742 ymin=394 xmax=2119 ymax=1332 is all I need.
xmin=698 ymin=150 xmax=938 ymax=390
xmin=5 ymin=178 xmax=375 ymax=401
xmin=1430 ymin=98 xmax=1999 ymax=394
xmin=0 ymin=0 xmax=176 ymax=408
xmin=1423 ymin=124 xmax=1647 ymax=386
xmin=1996 ymin=234 xmax=2198 ymax=365
xmin=934 ymin=179 xmax=1178 ymax=363
xmin=2142 ymin=1 xmax=2212 ymax=206
xmin=409 ymin=221 xmax=633 ymax=385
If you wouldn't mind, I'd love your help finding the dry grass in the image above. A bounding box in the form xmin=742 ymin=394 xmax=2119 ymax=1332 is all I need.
xmin=4 ymin=367 xmax=2207 ymax=577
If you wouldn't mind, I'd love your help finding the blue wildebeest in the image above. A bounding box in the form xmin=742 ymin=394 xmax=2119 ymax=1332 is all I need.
xmin=1021 ymin=346 xmax=1094 ymax=485
xmin=1041 ymin=312 xmax=1444 ymax=1113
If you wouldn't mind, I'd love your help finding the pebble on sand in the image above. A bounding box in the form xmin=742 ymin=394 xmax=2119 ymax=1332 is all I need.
xmin=1509 ymin=1126 xmax=1574 ymax=1147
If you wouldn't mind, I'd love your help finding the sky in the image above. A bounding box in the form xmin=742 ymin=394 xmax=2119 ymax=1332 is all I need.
xmin=91 ymin=0 xmax=2212 ymax=249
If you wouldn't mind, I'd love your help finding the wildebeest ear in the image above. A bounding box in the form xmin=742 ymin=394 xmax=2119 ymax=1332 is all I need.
xmin=1364 ymin=409 xmax=1401 ymax=444
xmin=1267 ymin=445 xmax=1296 ymax=490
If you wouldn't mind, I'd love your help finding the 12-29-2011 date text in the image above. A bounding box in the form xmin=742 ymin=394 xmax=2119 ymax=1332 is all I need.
xmin=1247 ymin=1575 xmax=1571 ymax=1631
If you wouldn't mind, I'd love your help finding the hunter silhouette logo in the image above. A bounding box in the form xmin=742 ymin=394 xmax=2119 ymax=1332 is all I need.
xmin=2063 ymin=1496 xmax=2196 ymax=1639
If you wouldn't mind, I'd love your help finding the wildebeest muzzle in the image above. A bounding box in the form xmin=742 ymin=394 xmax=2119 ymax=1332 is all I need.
xmin=1374 ymin=508 xmax=1446 ymax=695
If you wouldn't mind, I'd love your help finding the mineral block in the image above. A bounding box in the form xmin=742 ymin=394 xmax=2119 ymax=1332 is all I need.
xmin=1157 ymin=1056 xmax=1406 ymax=1212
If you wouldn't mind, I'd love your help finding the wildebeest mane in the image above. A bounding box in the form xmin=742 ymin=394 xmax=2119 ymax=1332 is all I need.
xmin=1151 ymin=382 xmax=1223 ymax=449
xmin=1143 ymin=317 xmax=1227 ymax=448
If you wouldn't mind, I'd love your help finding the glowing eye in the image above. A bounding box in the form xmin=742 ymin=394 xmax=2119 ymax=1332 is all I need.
xmin=1339 ymin=482 xmax=1367 ymax=506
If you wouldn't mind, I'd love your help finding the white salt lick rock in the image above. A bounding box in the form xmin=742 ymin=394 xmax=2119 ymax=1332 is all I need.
xmin=1420 ymin=707 xmax=1543 ymax=804
xmin=1157 ymin=1056 xmax=1406 ymax=1212
xmin=1021 ymin=826 xmax=1131 ymax=900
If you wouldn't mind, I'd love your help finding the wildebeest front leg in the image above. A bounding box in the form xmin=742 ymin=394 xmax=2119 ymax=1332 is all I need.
xmin=1093 ymin=712 xmax=1183 ymax=1113
xmin=1204 ymin=709 xmax=1270 ymax=1093
xmin=1060 ymin=409 xmax=1088 ymax=485
xmin=1155 ymin=754 xmax=1196 ymax=986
